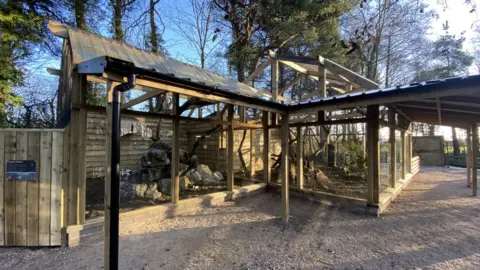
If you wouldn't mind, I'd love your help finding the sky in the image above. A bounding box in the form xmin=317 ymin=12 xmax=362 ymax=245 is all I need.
xmin=33 ymin=0 xmax=479 ymax=139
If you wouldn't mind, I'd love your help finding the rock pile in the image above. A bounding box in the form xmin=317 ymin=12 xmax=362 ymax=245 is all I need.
xmin=119 ymin=140 xmax=224 ymax=201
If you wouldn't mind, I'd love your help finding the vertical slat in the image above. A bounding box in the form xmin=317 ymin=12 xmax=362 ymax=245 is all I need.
xmin=171 ymin=93 xmax=180 ymax=203
xmin=271 ymin=60 xmax=278 ymax=125
xmin=280 ymin=114 xmax=289 ymax=222
xmin=367 ymin=105 xmax=380 ymax=206
xmin=26 ymin=132 xmax=40 ymax=246
xmin=39 ymin=132 xmax=52 ymax=246
xmin=296 ymin=126 xmax=304 ymax=190
xmin=0 ymin=132 xmax=5 ymax=245
xmin=62 ymin=126 xmax=71 ymax=245
xmin=15 ymin=131 xmax=28 ymax=246
xmin=4 ymin=131 xmax=16 ymax=245
xmin=388 ymin=111 xmax=396 ymax=188
xmin=68 ymin=111 xmax=78 ymax=225
xmin=50 ymin=132 xmax=64 ymax=246
xmin=262 ymin=112 xmax=270 ymax=184
xmin=77 ymin=109 xmax=87 ymax=224
xmin=227 ymin=104 xmax=234 ymax=191
xmin=472 ymin=124 xmax=478 ymax=197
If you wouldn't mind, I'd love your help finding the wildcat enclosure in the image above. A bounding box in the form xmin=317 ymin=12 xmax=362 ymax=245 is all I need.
xmin=0 ymin=21 xmax=479 ymax=251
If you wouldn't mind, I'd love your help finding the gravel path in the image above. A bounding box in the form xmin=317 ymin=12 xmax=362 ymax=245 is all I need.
xmin=1 ymin=166 xmax=479 ymax=270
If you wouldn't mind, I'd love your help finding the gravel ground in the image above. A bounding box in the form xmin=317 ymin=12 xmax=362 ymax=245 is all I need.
xmin=1 ymin=166 xmax=479 ymax=270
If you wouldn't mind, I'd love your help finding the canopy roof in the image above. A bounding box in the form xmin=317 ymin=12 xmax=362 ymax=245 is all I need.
xmin=48 ymin=21 xmax=275 ymax=101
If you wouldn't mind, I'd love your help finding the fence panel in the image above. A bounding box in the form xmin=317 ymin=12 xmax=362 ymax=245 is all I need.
xmin=0 ymin=129 xmax=65 ymax=247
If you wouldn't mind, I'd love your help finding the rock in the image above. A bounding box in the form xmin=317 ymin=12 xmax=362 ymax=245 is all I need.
xmin=186 ymin=170 xmax=202 ymax=184
xmin=190 ymin=155 xmax=199 ymax=168
xmin=141 ymin=149 xmax=170 ymax=168
xmin=179 ymin=163 xmax=189 ymax=175
xmin=203 ymin=175 xmax=220 ymax=186
xmin=158 ymin=178 xmax=171 ymax=194
xmin=135 ymin=183 xmax=148 ymax=197
xmin=197 ymin=164 xmax=213 ymax=178
xmin=119 ymin=181 xmax=136 ymax=200
xmin=213 ymin=171 xmax=224 ymax=181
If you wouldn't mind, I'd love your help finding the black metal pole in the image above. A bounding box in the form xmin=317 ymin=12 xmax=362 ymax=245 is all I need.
xmin=110 ymin=87 xmax=121 ymax=270
xmin=109 ymin=74 xmax=135 ymax=270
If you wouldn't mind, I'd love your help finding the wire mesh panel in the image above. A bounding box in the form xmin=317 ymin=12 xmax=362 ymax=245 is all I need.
xmin=299 ymin=123 xmax=367 ymax=200
xmin=379 ymin=126 xmax=391 ymax=193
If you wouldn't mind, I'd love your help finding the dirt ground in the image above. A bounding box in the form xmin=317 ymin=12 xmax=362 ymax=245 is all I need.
xmin=86 ymin=177 xmax=257 ymax=219
xmin=2 ymin=166 xmax=480 ymax=269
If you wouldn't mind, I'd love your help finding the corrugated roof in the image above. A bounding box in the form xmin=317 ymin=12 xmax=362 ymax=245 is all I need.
xmin=59 ymin=23 xmax=274 ymax=101
xmin=293 ymin=75 xmax=480 ymax=106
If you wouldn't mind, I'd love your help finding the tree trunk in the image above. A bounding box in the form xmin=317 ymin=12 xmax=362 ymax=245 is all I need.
xmin=149 ymin=0 xmax=159 ymax=53
xmin=452 ymin=127 xmax=460 ymax=155
xmin=114 ymin=0 xmax=123 ymax=41
xmin=74 ymin=0 xmax=87 ymax=30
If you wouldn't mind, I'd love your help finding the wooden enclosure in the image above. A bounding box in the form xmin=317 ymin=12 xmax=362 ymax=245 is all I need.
xmin=0 ymin=129 xmax=65 ymax=246
xmin=413 ymin=136 xmax=445 ymax=166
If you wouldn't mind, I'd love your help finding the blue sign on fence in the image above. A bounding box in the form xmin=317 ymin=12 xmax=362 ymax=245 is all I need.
xmin=7 ymin=160 xmax=37 ymax=181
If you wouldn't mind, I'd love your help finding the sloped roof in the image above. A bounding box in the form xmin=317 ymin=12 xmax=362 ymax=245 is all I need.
xmin=49 ymin=21 xmax=275 ymax=101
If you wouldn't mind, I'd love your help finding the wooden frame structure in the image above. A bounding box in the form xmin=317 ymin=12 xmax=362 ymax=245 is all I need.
xmin=45 ymin=21 xmax=480 ymax=258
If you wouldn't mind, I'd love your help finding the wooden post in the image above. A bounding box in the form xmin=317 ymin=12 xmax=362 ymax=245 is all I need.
xmin=249 ymin=129 xmax=256 ymax=179
xmin=409 ymin=133 xmax=413 ymax=174
xmin=467 ymin=128 xmax=472 ymax=187
xmin=367 ymin=105 xmax=380 ymax=206
xmin=318 ymin=60 xmax=327 ymax=98
xmin=296 ymin=126 xmax=304 ymax=189
xmin=472 ymin=124 xmax=478 ymax=197
xmin=171 ymin=93 xmax=180 ymax=203
xmin=262 ymin=111 xmax=271 ymax=184
xmin=401 ymin=131 xmax=406 ymax=180
xmin=280 ymin=114 xmax=289 ymax=222
xmin=271 ymin=60 xmax=279 ymax=125
xmin=389 ymin=110 xmax=396 ymax=188
xmin=227 ymin=104 xmax=234 ymax=191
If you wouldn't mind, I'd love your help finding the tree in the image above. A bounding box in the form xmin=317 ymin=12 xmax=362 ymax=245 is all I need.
xmin=0 ymin=0 xmax=69 ymax=127
xmin=213 ymin=0 xmax=352 ymax=82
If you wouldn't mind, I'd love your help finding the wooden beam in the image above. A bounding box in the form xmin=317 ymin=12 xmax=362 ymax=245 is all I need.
xmin=472 ymin=124 xmax=478 ymax=197
xmin=280 ymin=114 xmax=290 ymax=222
xmin=366 ymin=105 xmax=380 ymax=207
xmin=244 ymin=58 xmax=272 ymax=84
xmin=279 ymin=74 xmax=305 ymax=95
xmin=227 ymin=104 xmax=234 ymax=191
xmin=318 ymin=56 xmax=379 ymax=89
xmin=318 ymin=64 xmax=326 ymax=98
xmin=388 ymin=104 xmax=413 ymax=123
xmin=171 ymin=93 xmax=180 ymax=204
xmin=389 ymin=110 xmax=396 ymax=188
xmin=250 ymin=129 xmax=256 ymax=179
xmin=263 ymin=112 xmax=271 ymax=184
xmin=412 ymin=98 xmax=480 ymax=109
xmin=103 ymin=72 xmax=286 ymax=114
xmin=73 ymin=103 xmax=262 ymax=129
xmin=272 ymin=60 xmax=279 ymax=102
xmin=467 ymin=128 xmax=472 ymax=187
xmin=121 ymin=90 xmax=163 ymax=109
xmin=296 ymin=126 xmax=304 ymax=190
xmin=46 ymin=68 xmax=61 ymax=76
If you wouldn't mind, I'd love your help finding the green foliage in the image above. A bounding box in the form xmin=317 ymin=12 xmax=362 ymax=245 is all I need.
xmin=414 ymin=35 xmax=474 ymax=81
xmin=216 ymin=0 xmax=353 ymax=80
xmin=338 ymin=138 xmax=367 ymax=178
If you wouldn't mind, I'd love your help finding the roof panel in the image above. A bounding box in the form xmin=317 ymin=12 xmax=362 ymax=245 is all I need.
xmin=66 ymin=26 xmax=273 ymax=100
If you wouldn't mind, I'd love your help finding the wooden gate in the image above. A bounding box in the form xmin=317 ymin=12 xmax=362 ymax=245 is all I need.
xmin=0 ymin=129 xmax=65 ymax=246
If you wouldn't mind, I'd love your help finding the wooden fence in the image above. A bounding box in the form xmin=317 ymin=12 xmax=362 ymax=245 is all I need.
xmin=0 ymin=129 xmax=65 ymax=246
